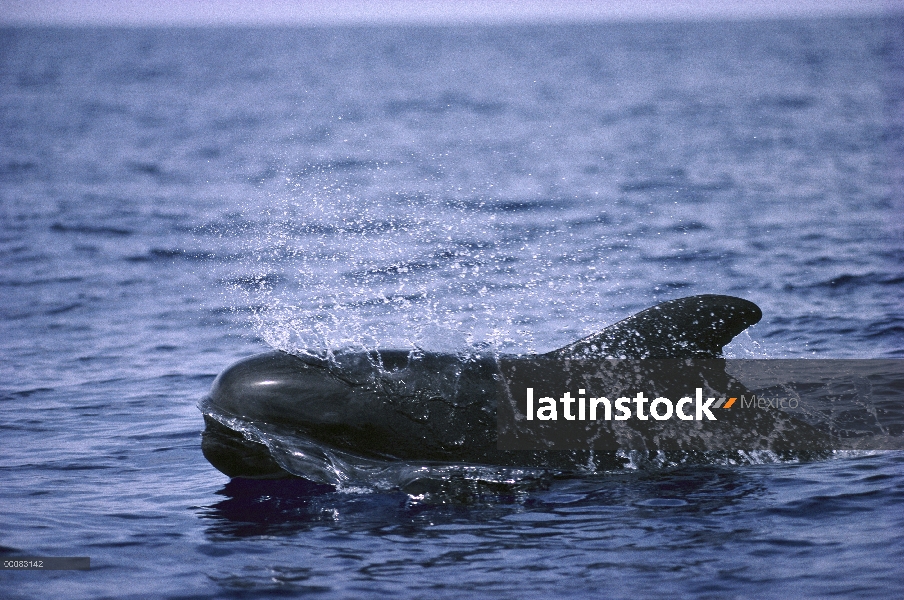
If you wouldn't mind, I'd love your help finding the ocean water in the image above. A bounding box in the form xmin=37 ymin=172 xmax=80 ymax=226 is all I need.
xmin=2 ymin=17 xmax=903 ymax=598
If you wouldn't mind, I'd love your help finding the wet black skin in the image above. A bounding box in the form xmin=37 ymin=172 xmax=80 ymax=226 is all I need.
xmin=201 ymin=295 xmax=765 ymax=478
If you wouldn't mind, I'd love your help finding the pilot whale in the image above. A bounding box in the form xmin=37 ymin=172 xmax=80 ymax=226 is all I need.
xmin=198 ymin=294 xmax=824 ymax=482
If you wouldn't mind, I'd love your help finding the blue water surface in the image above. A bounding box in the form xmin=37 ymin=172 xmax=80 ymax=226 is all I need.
xmin=1 ymin=17 xmax=903 ymax=598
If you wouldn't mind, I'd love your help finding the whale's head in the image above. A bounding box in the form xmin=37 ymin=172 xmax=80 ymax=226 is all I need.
xmin=200 ymin=352 xmax=359 ymax=478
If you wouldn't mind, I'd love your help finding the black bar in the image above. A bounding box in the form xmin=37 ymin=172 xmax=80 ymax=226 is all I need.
xmin=497 ymin=359 xmax=904 ymax=452
xmin=2 ymin=557 xmax=90 ymax=570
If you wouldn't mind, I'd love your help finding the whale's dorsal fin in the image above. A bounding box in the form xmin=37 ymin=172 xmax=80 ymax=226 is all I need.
xmin=549 ymin=295 xmax=762 ymax=359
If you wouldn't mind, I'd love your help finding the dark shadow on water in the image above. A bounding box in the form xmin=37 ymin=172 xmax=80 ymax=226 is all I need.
xmin=199 ymin=477 xmax=336 ymax=537
xmin=198 ymin=474 xmax=549 ymax=539
xmin=199 ymin=465 xmax=766 ymax=540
